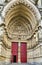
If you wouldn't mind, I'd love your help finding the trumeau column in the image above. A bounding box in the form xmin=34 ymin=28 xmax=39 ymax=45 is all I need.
xmin=27 ymin=43 xmax=28 ymax=62
xmin=18 ymin=42 xmax=21 ymax=63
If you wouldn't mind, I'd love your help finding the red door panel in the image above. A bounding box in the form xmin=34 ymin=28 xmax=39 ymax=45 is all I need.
xmin=11 ymin=42 xmax=18 ymax=63
xmin=21 ymin=42 xmax=27 ymax=63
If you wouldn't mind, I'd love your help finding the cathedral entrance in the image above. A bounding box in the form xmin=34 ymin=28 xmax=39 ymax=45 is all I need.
xmin=21 ymin=42 xmax=27 ymax=63
xmin=11 ymin=42 xmax=18 ymax=63
xmin=11 ymin=42 xmax=27 ymax=63
xmin=13 ymin=55 xmax=16 ymax=63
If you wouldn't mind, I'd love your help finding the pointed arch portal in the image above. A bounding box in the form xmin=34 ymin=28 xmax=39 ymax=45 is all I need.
xmin=11 ymin=42 xmax=27 ymax=63
xmin=2 ymin=0 xmax=41 ymax=63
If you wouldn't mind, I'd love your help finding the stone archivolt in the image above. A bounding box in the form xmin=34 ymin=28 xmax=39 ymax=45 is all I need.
xmin=1 ymin=0 xmax=41 ymax=49
xmin=0 ymin=0 xmax=41 ymax=61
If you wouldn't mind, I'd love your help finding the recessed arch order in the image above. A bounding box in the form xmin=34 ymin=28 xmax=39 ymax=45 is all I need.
xmin=2 ymin=0 xmax=41 ymax=39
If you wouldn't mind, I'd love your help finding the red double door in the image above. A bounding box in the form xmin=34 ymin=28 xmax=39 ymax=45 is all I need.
xmin=11 ymin=42 xmax=27 ymax=63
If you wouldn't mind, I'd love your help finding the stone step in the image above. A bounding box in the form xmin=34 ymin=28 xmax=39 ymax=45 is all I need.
xmin=0 ymin=62 xmax=42 ymax=65
xmin=9 ymin=63 xmax=30 ymax=65
xmin=8 ymin=63 xmax=42 ymax=65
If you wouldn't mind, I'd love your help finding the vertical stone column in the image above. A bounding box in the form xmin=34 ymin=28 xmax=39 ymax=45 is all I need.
xmin=18 ymin=42 xmax=21 ymax=63
xmin=27 ymin=43 xmax=28 ymax=62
